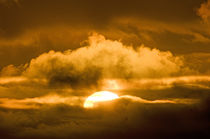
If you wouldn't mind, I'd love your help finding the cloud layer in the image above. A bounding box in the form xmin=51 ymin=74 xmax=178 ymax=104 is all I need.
xmin=0 ymin=95 xmax=209 ymax=139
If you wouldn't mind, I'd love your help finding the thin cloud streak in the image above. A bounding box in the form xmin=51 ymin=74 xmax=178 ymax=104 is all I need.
xmin=0 ymin=93 xmax=199 ymax=109
xmin=102 ymin=75 xmax=210 ymax=90
xmin=119 ymin=95 xmax=199 ymax=104
xmin=0 ymin=94 xmax=85 ymax=109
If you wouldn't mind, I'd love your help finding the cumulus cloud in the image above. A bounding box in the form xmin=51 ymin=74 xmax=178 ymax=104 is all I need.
xmin=0 ymin=33 xmax=209 ymax=99
xmin=24 ymin=33 xmax=182 ymax=88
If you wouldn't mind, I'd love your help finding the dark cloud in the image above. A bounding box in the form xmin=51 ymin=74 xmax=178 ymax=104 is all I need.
xmin=0 ymin=0 xmax=203 ymax=37
xmin=0 ymin=95 xmax=209 ymax=139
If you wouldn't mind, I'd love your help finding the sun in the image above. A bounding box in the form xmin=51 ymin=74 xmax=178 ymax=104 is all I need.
xmin=84 ymin=91 xmax=119 ymax=108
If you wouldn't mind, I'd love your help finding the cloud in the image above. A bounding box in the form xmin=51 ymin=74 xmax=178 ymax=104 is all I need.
xmin=0 ymin=34 xmax=208 ymax=99
xmin=0 ymin=94 xmax=84 ymax=109
xmin=198 ymin=0 xmax=210 ymax=23
xmin=102 ymin=76 xmax=210 ymax=90
xmin=184 ymin=52 xmax=210 ymax=74
xmin=119 ymin=95 xmax=199 ymax=105
xmin=0 ymin=75 xmax=209 ymax=100
xmin=0 ymin=94 xmax=209 ymax=139
xmin=0 ymin=0 xmax=201 ymax=37
xmin=0 ymin=64 xmax=27 ymax=77
xmin=24 ymin=33 xmax=182 ymax=89
xmin=0 ymin=93 xmax=199 ymax=110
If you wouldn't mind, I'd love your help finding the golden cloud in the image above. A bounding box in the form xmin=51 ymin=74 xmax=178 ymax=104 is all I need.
xmin=24 ymin=33 xmax=182 ymax=88
xmin=0 ymin=94 xmax=84 ymax=109
xmin=101 ymin=76 xmax=210 ymax=90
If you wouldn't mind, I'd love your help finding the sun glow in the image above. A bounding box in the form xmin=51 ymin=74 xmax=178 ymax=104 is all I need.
xmin=84 ymin=91 xmax=119 ymax=108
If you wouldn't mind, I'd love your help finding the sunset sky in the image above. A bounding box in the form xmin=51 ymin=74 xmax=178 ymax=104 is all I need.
xmin=0 ymin=0 xmax=210 ymax=139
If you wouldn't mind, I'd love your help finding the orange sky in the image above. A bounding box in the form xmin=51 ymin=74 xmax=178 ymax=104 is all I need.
xmin=0 ymin=0 xmax=210 ymax=139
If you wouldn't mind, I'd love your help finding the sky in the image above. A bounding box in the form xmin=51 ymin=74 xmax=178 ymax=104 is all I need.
xmin=0 ymin=0 xmax=210 ymax=138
